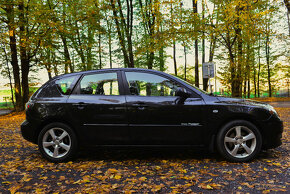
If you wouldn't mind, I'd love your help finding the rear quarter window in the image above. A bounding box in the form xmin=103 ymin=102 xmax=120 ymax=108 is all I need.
xmin=36 ymin=75 xmax=79 ymax=98
xmin=37 ymin=81 xmax=62 ymax=98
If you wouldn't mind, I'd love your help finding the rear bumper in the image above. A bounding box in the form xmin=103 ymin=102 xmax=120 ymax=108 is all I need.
xmin=21 ymin=120 xmax=37 ymax=144
xmin=261 ymin=115 xmax=283 ymax=149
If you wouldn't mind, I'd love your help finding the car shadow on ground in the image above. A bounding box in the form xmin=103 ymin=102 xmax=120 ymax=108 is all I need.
xmin=76 ymin=147 xmax=219 ymax=162
xmin=74 ymin=147 xmax=282 ymax=163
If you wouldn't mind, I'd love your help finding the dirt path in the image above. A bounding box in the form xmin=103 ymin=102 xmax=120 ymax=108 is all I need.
xmin=0 ymin=109 xmax=12 ymax=116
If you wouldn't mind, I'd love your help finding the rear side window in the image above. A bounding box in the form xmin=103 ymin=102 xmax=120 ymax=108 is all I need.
xmin=79 ymin=72 xmax=119 ymax=95
xmin=56 ymin=76 xmax=77 ymax=95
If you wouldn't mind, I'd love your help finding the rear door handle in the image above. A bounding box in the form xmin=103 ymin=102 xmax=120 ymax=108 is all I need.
xmin=72 ymin=102 xmax=85 ymax=109
xmin=132 ymin=103 xmax=148 ymax=107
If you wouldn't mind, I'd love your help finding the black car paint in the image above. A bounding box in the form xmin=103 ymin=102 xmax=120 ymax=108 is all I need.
xmin=21 ymin=68 xmax=283 ymax=150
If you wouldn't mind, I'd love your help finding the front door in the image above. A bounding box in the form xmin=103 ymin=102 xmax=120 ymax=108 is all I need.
xmin=67 ymin=71 xmax=129 ymax=145
xmin=124 ymin=71 xmax=205 ymax=145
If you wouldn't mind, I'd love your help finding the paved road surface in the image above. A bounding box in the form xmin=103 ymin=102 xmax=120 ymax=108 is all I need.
xmin=0 ymin=109 xmax=12 ymax=115
xmin=267 ymin=101 xmax=290 ymax=108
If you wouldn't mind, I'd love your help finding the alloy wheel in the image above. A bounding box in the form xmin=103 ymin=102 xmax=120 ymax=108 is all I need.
xmin=42 ymin=128 xmax=71 ymax=158
xmin=224 ymin=126 xmax=257 ymax=159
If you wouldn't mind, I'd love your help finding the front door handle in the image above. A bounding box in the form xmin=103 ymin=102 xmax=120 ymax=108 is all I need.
xmin=131 ymin=102 xmax=148 ymax=110
xmin=137 ymin=106 xmax=146 ymax=110
xmin=72 ymin=102 xmax=85 ymax=109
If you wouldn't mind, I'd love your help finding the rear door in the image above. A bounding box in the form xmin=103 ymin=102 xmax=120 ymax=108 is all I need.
xmin=123 ymin=71 xmax=205 ymax=145
xmin=67 ymin=70 xmax=129 ymax=145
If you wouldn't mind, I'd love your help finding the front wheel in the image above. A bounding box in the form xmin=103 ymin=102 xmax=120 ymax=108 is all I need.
xmin=38 ymin=122 xmax=78 ymax=163
xmin=216 ymin=120 xmax=262 ymax=162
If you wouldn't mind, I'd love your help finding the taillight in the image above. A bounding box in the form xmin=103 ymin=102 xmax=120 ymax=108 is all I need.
xmin=25 ymin=102 xmax=33 ymax=110
xmin=25 ymin=103 xmax=29 ymax=110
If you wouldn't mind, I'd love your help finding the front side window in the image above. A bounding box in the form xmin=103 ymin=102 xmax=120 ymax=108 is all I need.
xmin=125 ymin=72 xmax=185 ymax=96
xmin=79 ymin=72 xmax=119 ymax=95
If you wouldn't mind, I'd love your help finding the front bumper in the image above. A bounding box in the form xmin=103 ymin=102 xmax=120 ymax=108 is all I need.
xmin=261 ymin=115 xmax=283 ymax=149
xmin=21 ymin=120 xmax=37 ymax=144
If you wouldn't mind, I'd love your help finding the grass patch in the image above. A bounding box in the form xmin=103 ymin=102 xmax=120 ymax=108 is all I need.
xmin=0 ymin=102 xmax=14 ymax=109
xmin=0 ymin=87 xmax=39 ymax=102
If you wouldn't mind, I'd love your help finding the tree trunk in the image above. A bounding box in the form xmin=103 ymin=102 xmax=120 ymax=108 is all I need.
xmin=110 ymin=0 xmax=131 ymax=68
xmin=257 ymin=35 xmax=261 ymax=97
xmin=266 ymin=34 xmax=272 ymax=97
xmin=75 ymin=21 xmax=86 ymax=70
xmin=228 ymin=48 xmax=239 ymax=97
xmin=98 ymin=32 xmax=102 ymax=69
xmin=109 ymin=34 xmax=113 ymax=68
xmin=243 ymin=80 xmax=247 ymax=98
xmin=148 ymin=52 xmax=154 ymax=69
xmin=6 ymin=4 xmax=22 ymax=111
xmin=202 ymin=0 xmax=207 ymax=90
xmin=231 ymin=5 xmax=244 ymax=97
xmin=126 ymin=0 xmax=134 ymax=68
xmin=159 ymin=46 xmax=165 ymax=71
xmin=158 ymin=24 xmax=165 ymax=72
xmin=244 ymin=43 xmax=250 ymax=98
xmin=61 ymin=3 xmax=72 ymax=73
xmin=173 ymin=40 xmax=177 ymax=76
xmin=108 ymin=22 xmax=113 ymax=69
xmin=236 ymin=35 xmax=242 ymax=97
xmin=184 ymin=46 xmax=187 ymax=80
xmin=53 ymin=63 xmax=59 ymax=76
xmin=194 ymin=40 xmax=199 ymax=87
xmin=193 ymin=0 xmax=199 ymax=88
xmin=247 ymin=74 xmax=250 ymax=98
xmin=18 ymin=0 xmax=30 ymax=107
xmin=287 ymin=10 xmax=290 ymax=35
xmin=87 ymin=26 xmax=94 ymax=70
xmin=60 ymin=34 xmax=72 ymax=73
xmin=2 ymin=44 xmax=15 ymax=108
xmin=253 ymin=64 xmax=257 ymax=98
xmin=45 ymin=48 xmax=52 ymax=79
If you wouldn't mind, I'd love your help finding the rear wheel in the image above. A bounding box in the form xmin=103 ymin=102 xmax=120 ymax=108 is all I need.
xmin=38 ymin=122 xmax=78 ymax=163
xmin=216 ymin=120 xmax=262 ymax=162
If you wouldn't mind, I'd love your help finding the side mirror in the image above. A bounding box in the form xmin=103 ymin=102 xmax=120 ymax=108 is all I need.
xmin=175 ymin=88 xmax=191 ymax=98
xmin=175 ymin=88 xmax=191 ymax=105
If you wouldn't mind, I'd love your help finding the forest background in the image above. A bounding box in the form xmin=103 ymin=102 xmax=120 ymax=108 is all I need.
xmin=0 ymin=0 xmax=289 ymax=111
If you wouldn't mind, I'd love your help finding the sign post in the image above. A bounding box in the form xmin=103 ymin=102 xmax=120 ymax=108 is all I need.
xmin=202 ymin=62 xmax=215 ymax=94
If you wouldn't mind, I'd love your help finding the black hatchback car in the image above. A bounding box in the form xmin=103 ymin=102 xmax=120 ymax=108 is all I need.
xmin=21 ymin=68 xmax=283 ymax=162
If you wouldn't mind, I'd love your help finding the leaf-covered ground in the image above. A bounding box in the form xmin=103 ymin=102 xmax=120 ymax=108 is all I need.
xmin=0 ymin=107 xmax=289 ymax=193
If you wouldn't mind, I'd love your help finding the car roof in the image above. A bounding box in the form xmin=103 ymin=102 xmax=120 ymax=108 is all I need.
xmin=51 ymin=68 xmax=208 ymax=97
xmin=53 ymin=68 xmax=170 ymax=79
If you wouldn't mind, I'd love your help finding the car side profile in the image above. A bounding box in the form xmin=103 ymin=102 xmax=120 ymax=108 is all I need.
xmin=21 ymin=68 xmax=283 ymax=163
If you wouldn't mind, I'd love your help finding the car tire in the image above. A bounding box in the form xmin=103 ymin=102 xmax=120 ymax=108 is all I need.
xmin=216 ymin=120 xmax=262 ymax=162
xmin=38 ymin=122 xmax=78 ymax=163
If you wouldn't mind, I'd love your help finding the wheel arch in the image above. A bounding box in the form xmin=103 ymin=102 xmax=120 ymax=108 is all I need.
xmin=209 ymin=114 xmax=263 ymax=152
xmin=33 ymin=117 xmax=79 ymax=144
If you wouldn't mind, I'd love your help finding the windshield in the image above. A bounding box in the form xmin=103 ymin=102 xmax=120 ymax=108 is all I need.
xmin=174 ymin=76 xmax=210 ymax=95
